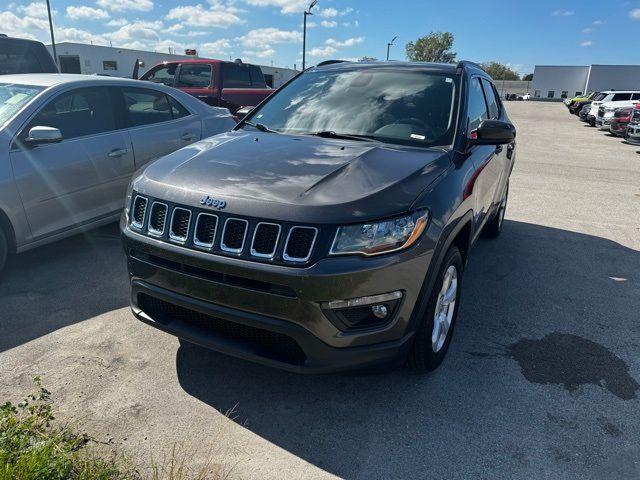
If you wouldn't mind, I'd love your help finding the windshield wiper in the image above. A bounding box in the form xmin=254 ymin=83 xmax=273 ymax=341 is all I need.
xmin=308 ymin=131 xmax=376 ymax=142
xmin=243 ymin=121 xmax=279 ymax=134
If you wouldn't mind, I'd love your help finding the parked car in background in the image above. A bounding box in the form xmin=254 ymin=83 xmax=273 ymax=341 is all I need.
xmin=121 ymin=60 xmax=516 ymax=373
xmin=565 ymin=91 xmax=592 ymax=109
xmin=139 ymin=59 xmax=274 ymax=114
xmin=570 ymin=92 xmax=600 ymax=115
xmin=578 ymin=103 xmax=592 ymax=121
xmin=586 ymin=91 xmax=640 ymax=126
xmin=0 ymin=34 xmax=58 ymax=75
xmin=517 ymin=93 xmax=530 ymax=101
xmin=596 ymin=99 xmax=640 ymax=130
xmin=0 ymin=74 xmax=235 ymax=273
xmin=624 ymin=104 xmax=640 ymax=145
xmin=609 ymin=106 xmax=635 ymax=136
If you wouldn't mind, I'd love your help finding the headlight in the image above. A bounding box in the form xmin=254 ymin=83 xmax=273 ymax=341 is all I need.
xmin=330 ymin=211 xmax=429 ymax=256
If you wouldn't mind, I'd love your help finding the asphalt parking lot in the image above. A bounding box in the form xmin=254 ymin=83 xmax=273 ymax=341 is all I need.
xmin=1 ymin=101 xmax=639 ymax=479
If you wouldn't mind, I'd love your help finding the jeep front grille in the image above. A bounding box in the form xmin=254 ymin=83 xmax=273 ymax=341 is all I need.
xmin=131 ymin=195 xmax=148 ymax=229
xmin=169 ymin=207 xmax=191 ymax=243
xmin=193 ymin=213 xmax=218 ymax=249
xmin=148 ymin=202 xmax=168 ymax=237
xmin=250 ymin=223 xmax=281 ymax=258
xmin=284 ymin=227 xmax=318 ymax=262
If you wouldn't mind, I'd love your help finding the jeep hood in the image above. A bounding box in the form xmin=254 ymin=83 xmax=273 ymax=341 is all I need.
xmin=136 ymin=131 xmax=451 ymax=223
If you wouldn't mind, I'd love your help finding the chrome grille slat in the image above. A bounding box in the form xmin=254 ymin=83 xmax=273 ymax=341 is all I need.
xmin=147 ymin=202 xmax=168 ymax=237
xmin=131 ymin=195 xmax=148 ymax=229
xmin=250 ymin=222 xmax=281 ymax=259
xmin=283 ymin=226 xmax=318 ymax=262
xmin=193 ymin=213 xmax=218 ymax=249
xmin=220 ymin=218 xmax=249 ymax=254
xmin=169 ymin=207 xmax=192 ymax=243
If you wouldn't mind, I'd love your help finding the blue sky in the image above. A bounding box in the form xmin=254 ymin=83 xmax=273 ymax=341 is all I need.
xmin=3 ymin=0 xmax=640 ymax=73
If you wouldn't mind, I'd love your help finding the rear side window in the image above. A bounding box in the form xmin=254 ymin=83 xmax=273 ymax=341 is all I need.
xmin=467 ymin=77 xmax=489 ymax=132
xmin=223 ymin=63 xmax=251 ymax=88
xmin=177 ymin=64 xmax=212 ymax=88
xmin=142 ymin=65 xmax=177 ymax=86
xmin=632 ymin=93 xmax=640 ymax=100
xmin=480 ymin=78 xmax=499 ymax=119
xmin=249 ymin=65 xmax=267 ymax=88
xmin=122 ymin=88 xmax=189 ymax=126
xmin=26 ymin=87 xmax=116 ymax=140
xmin=0 ymin=40 xmax=56 ymax=74
xmin=612 ymin=93 xmax=632 ymax=101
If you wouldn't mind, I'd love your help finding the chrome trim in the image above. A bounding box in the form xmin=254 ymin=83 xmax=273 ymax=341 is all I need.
xmin=147 ymin=201 xmax=168 ymax=237
xmin=220 ymin=218 xmax=249 ymax=254
xmin=249 ymin=222 xmax=282 ymax=259
xmin=322 ymin=291 xmax=404 ymax=310
xmin=168 ymin=207 xmax=192 ymax=244
xmin=283 ymin=226 xmax=318 ymax=263
xmin=193 ymin=212 xmax=218 ymax=249
xmin=131 ymin=195 xmax=148 ymax=229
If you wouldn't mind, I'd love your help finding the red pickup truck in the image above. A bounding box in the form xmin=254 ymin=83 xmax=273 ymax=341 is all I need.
xmin=139 ymin=59 xmax=274 ymax=114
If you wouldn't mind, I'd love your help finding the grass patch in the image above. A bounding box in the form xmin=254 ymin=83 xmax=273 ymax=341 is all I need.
xmin=0 ymin=378 xmax=232 ymax=480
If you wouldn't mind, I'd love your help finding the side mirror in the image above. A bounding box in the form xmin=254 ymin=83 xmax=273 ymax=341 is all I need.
xmin=25 ymin=126 xmax=63 ymax=145
xmin=471 ymin=120 xmax=515 ymax=146
xmin=236 ymin=106 xmax=254 ymax=121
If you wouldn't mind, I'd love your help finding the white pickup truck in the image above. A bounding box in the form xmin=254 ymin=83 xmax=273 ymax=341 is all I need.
xmin=586 ymin=91 xmax=640 ymax=127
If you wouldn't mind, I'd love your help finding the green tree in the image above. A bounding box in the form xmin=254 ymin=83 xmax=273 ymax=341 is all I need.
xmin=358 ymin=56 xmax=378 ymax=62
xmin=479 ymin=62 xmax=521 ymax=81
xmin=522 ymin=73 xmax=534 ymax=81
xmin=405 ymin=32 xmax=456 ymax=63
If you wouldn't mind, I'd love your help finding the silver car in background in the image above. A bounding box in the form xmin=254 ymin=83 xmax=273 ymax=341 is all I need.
xmin=0 ymin=74 xmax=236 ymax=272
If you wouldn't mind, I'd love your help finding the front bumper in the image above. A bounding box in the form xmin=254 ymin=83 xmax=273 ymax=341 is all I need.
xmin=122 ymin=224 xmax=435 ymax=372
xmin=609 ymin=121 xmax=629 ymax=136
xmin=625 ymin=125 xmax=640 ymax=145
xmin=596 ymin=117 xmax=613 ymax=130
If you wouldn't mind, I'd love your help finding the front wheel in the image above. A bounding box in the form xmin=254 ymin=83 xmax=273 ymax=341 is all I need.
xmin=408 ymin=246 xmax=463 ymax=372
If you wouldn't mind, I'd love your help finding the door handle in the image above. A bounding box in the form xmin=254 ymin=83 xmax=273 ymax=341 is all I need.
xmin=108 ymin=148 xmax=128 ymax=158
xmin=494 ymin=145 xmax=504 ymax=154
xmin=181 ymin=133 xmax=197 ymax=142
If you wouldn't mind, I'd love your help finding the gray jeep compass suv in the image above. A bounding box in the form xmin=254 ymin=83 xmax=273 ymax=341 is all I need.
xmin=121 ymin=60 xmax=516 ymax=373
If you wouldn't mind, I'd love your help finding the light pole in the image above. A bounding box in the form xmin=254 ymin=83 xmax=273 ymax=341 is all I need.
xmin=302 ymin=0 xmax=317 ymax=70
xmin=46 ymin=0 xmax=58 ymax=67
xmin=386 ymin=36 xmax=397 ymax=61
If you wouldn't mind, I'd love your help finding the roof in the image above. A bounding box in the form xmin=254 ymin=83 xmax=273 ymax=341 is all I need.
xmin=311 ymin=60 xmax=460 ymax=73
xmin=0 ymin=73 xmax=149 ymax=87
xmin=156 ymin=58 xmax=224 ymax=65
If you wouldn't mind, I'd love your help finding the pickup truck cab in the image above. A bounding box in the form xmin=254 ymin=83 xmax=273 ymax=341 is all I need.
xmin=0 ymin=35 xmax=58 ymax=75
xmin=596 ymin=98 xmax=640 ymax=130
xmin=140 ymin=59 xmax=274 ymax=114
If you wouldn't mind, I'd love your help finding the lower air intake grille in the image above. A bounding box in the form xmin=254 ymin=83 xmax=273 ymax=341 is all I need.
xmin=221 ymin=218 xmax=248 ymax=253
xmin=251 ymin=223 xmax=280 ymax=258
xmin=148 ymin=202 xmax=168 ymax=236
xmin=132 ymin=195 xmax=148 ymax=228
xmin=169 ymin=207 xmax=191 ymax=243
xmin=137 ymin=293 xmax=306 ymax=365
xmin=284 ymin=227 xmax=317 ymax=262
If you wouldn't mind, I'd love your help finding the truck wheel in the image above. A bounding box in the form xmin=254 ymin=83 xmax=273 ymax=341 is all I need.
xmin=483 ymin=183 xmax=509 ymax=238
xmin=0 ymin=228 xmax=8 ymax=275
xmin=408 ymin=246 xmax=463 ymax=372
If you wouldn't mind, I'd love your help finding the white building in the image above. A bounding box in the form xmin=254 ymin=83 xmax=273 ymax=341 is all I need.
xmin=531 ymin=64 xmax=640 ymax=101
xmin=47 ymin=42 xmax=298 ymax=88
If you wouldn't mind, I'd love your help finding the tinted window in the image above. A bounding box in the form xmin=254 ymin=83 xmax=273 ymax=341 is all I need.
xmin=177 ymin=64 xmax=212 ymax=88
xmin=467 ymin=78 xmax=489 ymax=132
xmin=481 ymin=79 xmax=499 ymax=119
xmin=632 ymin=93 xmax=640 ymax=100
xmin=547 ymin=91 xmax=555 ymax=98
xmin=245 ymin=68 xmax=459 ymax=148
xmin=27 ymin=87 xmax=116 ymax=140
xmin=612 ymin=93 xmax=632 ymax=101
xmin=142 ymin=65 xmax=177 ymax=86
xmin=168 ymin=95 xmax=190 ymax=119
xmin=0 ymin=39 xmax=57 ymax=74
xmin=122 ymin=88 xmax=176 ymax=126
xmin=249 ymin=65 xmax=267 ymax=88
xmin=223 ymin=63 xmax=251 ymax=88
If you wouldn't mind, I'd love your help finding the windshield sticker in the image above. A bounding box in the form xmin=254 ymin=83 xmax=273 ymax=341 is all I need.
xmin=411 ymin=134 xmax=426 ymax=140
xmin=6 ymin=93 xmax=28 ymax=105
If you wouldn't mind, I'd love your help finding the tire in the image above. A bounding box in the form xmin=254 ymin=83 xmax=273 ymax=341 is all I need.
xmin=408 ymin=246 xmax=463 ymax=372
xmin=483 ymin=182 xmax=509 ymax=239
xmin=0 ymin=228 xmax=8 ymax=275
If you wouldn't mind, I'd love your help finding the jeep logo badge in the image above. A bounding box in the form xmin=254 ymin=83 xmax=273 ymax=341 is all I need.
xmin=200 ymin=195 xmax=227 ymax=210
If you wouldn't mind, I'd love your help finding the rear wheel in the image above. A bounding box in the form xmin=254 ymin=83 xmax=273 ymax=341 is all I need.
xmin=483 ymin=183 xmax=508 ymax=238
xmin=408 ymin=246 xmax=463 ymax=372
xmin=0 ymin=228 xmax=8 ymax=275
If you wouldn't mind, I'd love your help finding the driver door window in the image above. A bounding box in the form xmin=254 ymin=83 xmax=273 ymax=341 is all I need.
xmin=467 ymin=77 xmax=489 ymax=133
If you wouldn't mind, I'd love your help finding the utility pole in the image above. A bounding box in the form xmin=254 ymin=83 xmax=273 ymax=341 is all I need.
xmin=302 ymin=0 xmax=317 ymax=70
xmin=386 ymin=36 xmax=397 ymax=61
xmin=46 ymin=0 xmax=57 ymax=67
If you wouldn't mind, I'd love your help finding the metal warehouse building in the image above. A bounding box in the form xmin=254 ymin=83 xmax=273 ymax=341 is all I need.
xmin=46 ymin=42 xmax=298 ymax=88
xmin=530 ymin=64 xmax=640 ymax=101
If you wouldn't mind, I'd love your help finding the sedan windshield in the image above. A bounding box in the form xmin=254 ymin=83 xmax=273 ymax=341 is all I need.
xmin=0 ymin=83 xmax=44 ymax=126
xmin=244 ymin=67 xmax=460 ymax=148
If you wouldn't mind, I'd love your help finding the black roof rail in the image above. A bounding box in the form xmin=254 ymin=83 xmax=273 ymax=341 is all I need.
xmin=455 ymin=60 xmax=486 ymax=74
xmin=316 ymin=59 xmax=350 ymax=67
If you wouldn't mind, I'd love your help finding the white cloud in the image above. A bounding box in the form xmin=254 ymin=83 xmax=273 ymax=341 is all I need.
xmin=18 ymin=2 xmax=50 ymax=19
xmin=0 ymin=11 xmax=48 ymax=39
xmin=66 ymin=6 xmax=110 ymax=20
xmin=106 ymin=18 xmax=128 ymax=26
xmin=166 ymin=24 xmax=184 ymax=33
xmin=580 ymin=40 xmax=593 ymax=47
xmin=320 ymin=20 xmax=336 ymax=27
xmin=309 ymin=45 xmax=336 ymax=57
xmin=96 ymin=0 xmax=153 ymax=12
xmin=109 ymin=20 xmax=163 ymax=43
xmin=630 ymin=9 xmax=640 ymax=20
xmin=325 ymin=36 xmax=364 ymax=47
xmin=200 ymin=38 xmax=231 ymax=55
xmin=240 ymin=27 xmax=301 ymax=48
xmin=319 ymin=7 xmax=337 ymax=17
xmin=56 ymin=26 xmax=106 ymax=44
xmin=243 ymin=47 xmax=275 ymax=58
xmin=551 ymin=9 xmax=574 ymax=16
xmin=166 ymin=3 xmax=244 ymax=28
xmin=592 ymin=19 xmax=603 ymax=25
xmin=582 ymin=27 xmax=593 ymax=33
xmin=243 ymin=0 xmax=308 ymax=14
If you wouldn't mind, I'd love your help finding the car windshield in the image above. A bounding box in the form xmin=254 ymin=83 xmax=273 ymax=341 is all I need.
xmin=0 ymin=83 xmax=44 ymax=126
xmin=243 ymin=67 xmax=460 ymax=148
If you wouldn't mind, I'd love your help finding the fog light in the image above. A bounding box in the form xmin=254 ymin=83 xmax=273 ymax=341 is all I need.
xmin=371 ymin=304 xmax=388 ymax=319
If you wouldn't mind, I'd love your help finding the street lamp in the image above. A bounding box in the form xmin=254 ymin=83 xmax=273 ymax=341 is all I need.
xmin=46 ymin=0 xmax=58 ymax=67
xmin=386 ymin=36 xmax=397 ymax=61
xmin=302 ymin=0 xmax=317 ymax=70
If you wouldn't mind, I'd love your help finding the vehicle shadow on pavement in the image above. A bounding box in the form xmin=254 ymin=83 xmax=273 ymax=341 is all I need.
xmin=0 ymin=222 xmax=128 ymax=353
xmin=175 ymin=220 xmax=640 ymax=479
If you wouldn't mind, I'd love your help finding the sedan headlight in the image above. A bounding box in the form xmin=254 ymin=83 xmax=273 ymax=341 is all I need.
xmin=330 ymin=211 xmax=429 ymax=256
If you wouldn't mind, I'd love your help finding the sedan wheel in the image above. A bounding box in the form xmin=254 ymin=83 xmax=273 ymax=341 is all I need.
xmin=432 ymin=265 xmax=458 ymax=352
